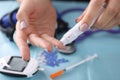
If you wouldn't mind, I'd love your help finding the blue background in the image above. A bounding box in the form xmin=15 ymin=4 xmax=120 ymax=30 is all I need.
xmin=0 ymin=1 xmax=120 ymax=80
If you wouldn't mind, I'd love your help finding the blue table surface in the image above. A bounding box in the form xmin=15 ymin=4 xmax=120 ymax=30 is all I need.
xmin=0 ymin=1 xmax=120 ymax=80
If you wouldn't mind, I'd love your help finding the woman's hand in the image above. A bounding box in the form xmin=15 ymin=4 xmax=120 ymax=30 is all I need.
xmin=15 ymin=0 xmax=65 ymax=61
xmin=76 ymin=0 xmax=120 ymax=31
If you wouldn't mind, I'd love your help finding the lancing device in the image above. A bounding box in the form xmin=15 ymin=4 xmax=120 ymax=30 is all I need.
xmin=50 ymin=54 xmax=98 ymax=79
xmin=60 ymin=3 xmax=106 ymax=46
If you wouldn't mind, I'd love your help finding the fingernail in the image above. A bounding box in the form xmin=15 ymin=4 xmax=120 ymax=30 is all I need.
xmin=22 ymin=56 xmax=30 ymax=62
xmin=22 ymin=58 xmax=27 ymax=62
xmin=75 ymin=18 xmax=79 ymax=23
xmin=20 ymin=21 xmax=26 ymax=30
xmin=80 ymin=23 xmax=88 ymax=32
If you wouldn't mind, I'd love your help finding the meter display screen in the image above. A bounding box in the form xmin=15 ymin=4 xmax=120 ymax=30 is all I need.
xmin=4 ymin=56 xmax=28 ymax=72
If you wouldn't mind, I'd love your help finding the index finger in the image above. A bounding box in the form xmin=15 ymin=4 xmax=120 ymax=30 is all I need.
xmin=15 ymin=22 xmax=30 ymax=61
xmin=79 ymin=0 xmax=105 ymax=31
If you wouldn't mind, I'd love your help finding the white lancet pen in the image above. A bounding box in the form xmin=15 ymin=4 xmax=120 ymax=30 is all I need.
xmin=60 ymin=2 xmax=106 ymax=46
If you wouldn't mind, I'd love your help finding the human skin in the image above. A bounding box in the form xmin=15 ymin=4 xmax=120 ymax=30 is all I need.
xmin=15 ymin=0 xmax=65 ymax=61
xmin=15 ymin=0 xmax=120 ymax=61
xmin=76 ymin=0 xmax=120 ymax=31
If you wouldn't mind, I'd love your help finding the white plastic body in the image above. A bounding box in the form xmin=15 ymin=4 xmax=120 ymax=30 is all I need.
xmin=60 ymin=21 xmax=83 ymax=45
xmin=0 ymin=58 xmax=10 ymax=68
xmin=0 ymin=56 xmax=39 ymax=77
xmin=60 ymin=2 xmax=106 ymax=46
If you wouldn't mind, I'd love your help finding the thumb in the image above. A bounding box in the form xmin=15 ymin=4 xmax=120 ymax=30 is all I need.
xmin=79 ymin=0 xmax=106 ymax=32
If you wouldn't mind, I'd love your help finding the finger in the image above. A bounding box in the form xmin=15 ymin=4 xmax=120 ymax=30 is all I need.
xmin=94 ymin=15 xmax=118 ymax=30
xmin=116 ymin=12 xmax=120 ymax=26
xmin=29 ymin=34 xmax=53 ymax=52
xmin=41 ymin=34 xmax=66 ymax=49
xmin=17 ymin=7 xmax=28 ymax=24
xmin=16 ymin=1 xmax=30 ymax=29
xmin=76 ymin=8 xmax=87 ymax=23
xmin=104 ymin=19 xmax=118 ymax=30
xmin=80 ymin=0 xmax=105 ymax=32
xmin=94 ymin=1 xmax=118 ymax=29
xmin=15 ymin=22 xmax=30 ymax=61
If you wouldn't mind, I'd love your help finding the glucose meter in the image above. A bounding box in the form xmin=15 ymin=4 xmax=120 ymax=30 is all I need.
xmin=0 ymin=56 xmax=39 ymax=77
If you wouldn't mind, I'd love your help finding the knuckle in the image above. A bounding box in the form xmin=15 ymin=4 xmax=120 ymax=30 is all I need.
xmin=107 ymin=6 xmax=118 ymax=14
xmin=115 ymin=12 xmax=120 ymax=20
xmin=94 ymin=20 xmax=104 ymax=29
xmin=91 ymin=0 xmax=104 ymax=6
xmin=16 ymin=12 xmax=22 ymax=20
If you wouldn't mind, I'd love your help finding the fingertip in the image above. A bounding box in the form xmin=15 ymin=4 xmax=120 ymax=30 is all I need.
xmin=80 ymin=23 xmax=89 ymax=32
xmin=20 ymin=46 xmax=30 ymax=61
xmin=40 ymin=34 xmax=66 ymax=50
xmin=55 ymin=41 xmax=66 ymax=50
xmin=22 ymin=55 xmax=30 ymax=61
xmin=43 ymin=43 xmax=53 ymax=52
xmin=45 ymin=48 xmax=53 ymax=53
xmin=75 ymin=18 xmax=79 ymax=23
xmin=15 ymin=32 xmax=30 ymax=61
xmin=75 ymin=9 xmax=87 ymax=23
